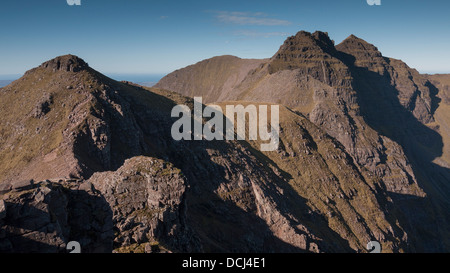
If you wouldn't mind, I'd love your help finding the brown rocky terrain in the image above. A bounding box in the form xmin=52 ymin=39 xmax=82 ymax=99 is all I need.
xmin=156 ymin=31 xmax=450 ymax=252
xmin=1 ymin=29 xmax=450 ymax=253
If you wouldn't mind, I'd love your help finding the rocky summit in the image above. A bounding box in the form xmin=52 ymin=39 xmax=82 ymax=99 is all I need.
xmin=1 ymin=30 xmax=450 ymax=253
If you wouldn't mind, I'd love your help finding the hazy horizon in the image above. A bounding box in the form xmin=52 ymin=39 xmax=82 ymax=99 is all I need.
xmin=0 ymin=73 xmax=166 ymax=88
xmin=0 ymin=58 xmax=449 ymax=86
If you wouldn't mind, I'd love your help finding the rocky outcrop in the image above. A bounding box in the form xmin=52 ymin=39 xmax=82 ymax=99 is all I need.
xmin=39 ymin=54 xmax=89 ymax=73
xmin=268 ymin=31 xmax=349 ymax=88
xmin=31 ymin=93 xmax=53 ymax=119
xmin=0 ymin=156 xmax=199 ymax=253
xmin=88 ymin=156 xmax=201 ymax=253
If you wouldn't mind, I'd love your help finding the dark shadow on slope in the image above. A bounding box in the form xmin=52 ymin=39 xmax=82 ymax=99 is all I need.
xmin=0 ymin=183 xmax=113 ymax=253
xmin=337 ymin=51 xmax=450 ymax=252
xmin=78 ymin=84 xmax=316 ymax=253
xmin=0 ymin=201 xmax=65 ymax=253
xmin=424 ymin=80 xmax=442 ymax=117
xmin=166 ymin=138 xmax=311 ymax=253
xmin=73 ymin=82 xmax=185 ymax=179
xmin=174 ymin=139 xmax=353 ymax=253
xmin=69 ymin=82 xmax=354 ymax=252
xmin=162 ymin=108 xmax=353 ymax=252
xmin=66 ymin=188 xmax=114 ymax=253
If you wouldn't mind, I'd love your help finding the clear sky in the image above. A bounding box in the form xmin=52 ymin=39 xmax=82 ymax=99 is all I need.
xmin=1 ymin=0 xmax=449 ymax=77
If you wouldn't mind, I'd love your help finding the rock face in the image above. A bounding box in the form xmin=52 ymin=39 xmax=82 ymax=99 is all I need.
xmin=1 ymin=32 xmax=449 ymax=253
xmin=88 ymin=156 xmax=201 ymax=253
xmin=268 ymin=31 xmax=346 ymax=83
xmin=39 ymin=54 xmax=89 ymax=73
xmin=337 ymin=34 xmax=436 ymax=125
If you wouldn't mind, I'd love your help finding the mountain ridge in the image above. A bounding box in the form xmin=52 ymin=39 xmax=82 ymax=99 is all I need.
xmin=1 ymin=30 xmax=450 ymax=252
xmin=0 ymin=53 xmax=401 ymax=253
xmin=155 ymin=30 xmax=450 ymax=251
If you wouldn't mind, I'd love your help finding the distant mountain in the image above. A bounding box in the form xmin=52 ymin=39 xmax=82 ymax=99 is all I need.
xmin=156 ymin=31 xmax=450 ymax=252
xmin=426 ymin=74 xmax=450 ymax=167
xmin=137 ymin=81 xmax=158 ymax=87
xmin=105 ymin=74 xmax=164 ymax=88
xmin=155 ymin=55 xmax=266 ymax=102
xmin=1 ymin=30 xmax=450 ymax=253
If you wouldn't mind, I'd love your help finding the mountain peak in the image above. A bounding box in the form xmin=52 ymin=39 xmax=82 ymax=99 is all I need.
xmin=40 ymin=54 xmax=89 ymax=72
xmin=311 ymin=31 xmax=335 ymax=50
xmin=268 ymin=30 xmax=340 ymax=74
xmin=273 ymin=30 xmax=336 ymax=58
xmin=336 ymin=35 xmax=382 ymax=58
xmin=346 ymin=34 xmax=359 ymax=40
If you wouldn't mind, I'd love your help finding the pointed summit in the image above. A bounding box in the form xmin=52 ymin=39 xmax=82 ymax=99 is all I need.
xmin=40 ymin=54 xmax=89 ymax=73
xmin=336 ymin=34 xmax=382 ymax=59
xmin=269 ymin=30 xmax=342 ymax=74
xmin=310 ymin=31 xmax=336 ymax=53
xmin=335 ymin=34 xmax=388 ymax=75
xmin=272 ymin=30 xmax=336 ymax=60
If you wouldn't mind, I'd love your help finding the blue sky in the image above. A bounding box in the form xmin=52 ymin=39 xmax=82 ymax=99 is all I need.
xmin=1 ymin=0 xmax=449 ymax=78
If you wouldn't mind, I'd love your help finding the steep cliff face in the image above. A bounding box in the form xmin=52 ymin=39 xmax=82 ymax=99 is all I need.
xmin=337 ymin=35 xmax=436 ymax=125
